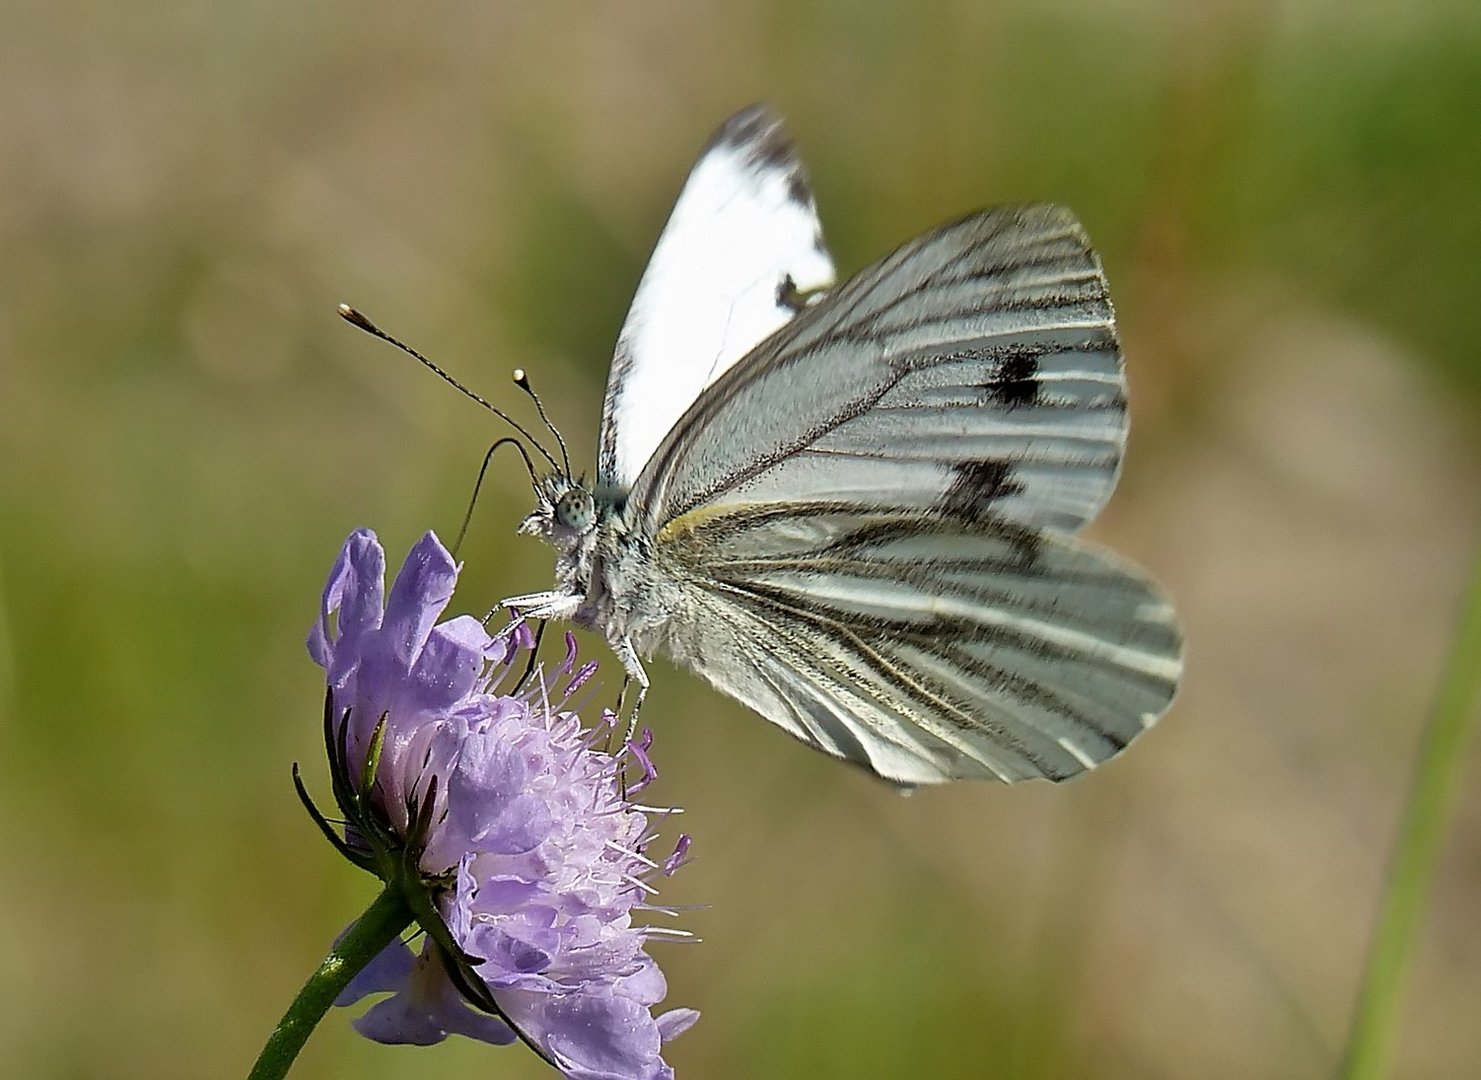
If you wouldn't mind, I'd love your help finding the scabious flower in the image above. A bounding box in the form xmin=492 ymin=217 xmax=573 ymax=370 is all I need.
xmin=304 ymin=528 xmax=697 ymax=1080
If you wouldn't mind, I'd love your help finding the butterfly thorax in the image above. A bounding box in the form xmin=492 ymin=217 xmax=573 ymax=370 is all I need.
xmin=518 ymin=473 xmax=678 ymax=654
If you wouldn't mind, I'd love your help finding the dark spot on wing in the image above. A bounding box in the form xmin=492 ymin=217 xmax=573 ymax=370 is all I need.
xmin=786 ymin=173 xmax=811 ymax=206
xmin=1004 ymin=526 xmax=1043 ymax=571
xmin=982 ymin=350 xmax=1040 ymax=408
xmin=939 ymin=460 xmax=1024 ymax=523
xmin=777 ymin=273 xmax=805 ymax=313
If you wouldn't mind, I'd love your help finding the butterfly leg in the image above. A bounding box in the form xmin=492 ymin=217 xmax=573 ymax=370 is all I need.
xmin=502 ymin=589 xmax=582 ymax=621
xmin=613 ymin=635 xmax=650 ymax=745
xmin=611 ymin=640 xmax=652 ymax=799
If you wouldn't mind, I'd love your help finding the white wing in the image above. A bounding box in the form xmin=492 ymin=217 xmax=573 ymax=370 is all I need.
xmin=631 ymin=205 xmax=1125 ymax=537
xmin=598 ymin=105 xmax=836 ymax=492
xmin=659 ymin=505 xmax=1181 ymax=785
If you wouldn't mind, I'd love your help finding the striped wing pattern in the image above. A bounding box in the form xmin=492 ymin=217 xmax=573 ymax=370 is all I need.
xmin=631 ymin=204 xmax=1126 ymax=537
xmin=660 ymin=505 xmax=1182 ymax=784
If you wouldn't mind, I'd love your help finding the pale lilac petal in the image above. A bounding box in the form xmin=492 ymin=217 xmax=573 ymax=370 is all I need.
xmin=379 ymin=531 xmax=458 ymax=671
xmin=403 ymin=615 xmax=489 ymax=713
xmin=614 ymin=959 xmax=667 ymax=1007
xmin=307 ymin=528 xmax=385 ymax=684
xmin=353 ymin=995 xmax=449 ymax=1046
xmin=336 ymin=937 xmax=415 ymax=1006
xmin=437 ymin=1004 xmax=519 ymax=1047
xmin=656 ymin=1008 xmax=699 ymax=1042
xmin=445 ymin=731 xmax=554 ymax=855
xmin=335 ymin=529 xmax=387 ymax=646
xmin=469 ymin=875 xmax=542 ymax=911
xmin=349 ymin=941 xmax=518 ymax=1049
xmin=496 ymin=988 xmax=671 ymax=1080
xmin=354 ymin=987 xmax=519 ymax=1049
xmin=477 ymin=793 xmax=555 ymax=855
xmin=478 ymin=927 xmax=554 ymax=977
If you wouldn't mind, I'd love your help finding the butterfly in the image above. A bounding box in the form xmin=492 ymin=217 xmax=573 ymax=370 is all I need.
xmin=504 ymin=104 xmax=1183 ymax=786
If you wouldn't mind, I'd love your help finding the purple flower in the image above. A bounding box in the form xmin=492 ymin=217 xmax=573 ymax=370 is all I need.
xmin=307 ymin=529 xmax=697 ymax=1079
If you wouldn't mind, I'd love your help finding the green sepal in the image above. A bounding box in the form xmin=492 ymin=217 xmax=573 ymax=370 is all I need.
xmin=291 ymin=763 xmax=374 ymax=874
xmin=358 ymin=711 xmax=388 ymax=802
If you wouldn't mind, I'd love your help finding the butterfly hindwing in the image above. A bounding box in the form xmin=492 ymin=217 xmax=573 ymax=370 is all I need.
xmin=656 ymin=503 xmax=1181 ymax=784
xmin=599 ymin=105 xmax=836 ymax=492
xmin=629 ymin=204 xmax=1127 ymax=538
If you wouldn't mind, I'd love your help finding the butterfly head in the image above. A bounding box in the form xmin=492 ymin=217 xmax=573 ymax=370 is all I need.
xmin=520 ymin=473 xmax=599 ymax=553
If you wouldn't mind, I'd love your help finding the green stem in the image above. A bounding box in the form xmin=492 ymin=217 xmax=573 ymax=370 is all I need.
xmin=1339 ymin=546 xmax=1481 ymax=1080
xmin=248 ymin=885 xmax=415 ymax=1080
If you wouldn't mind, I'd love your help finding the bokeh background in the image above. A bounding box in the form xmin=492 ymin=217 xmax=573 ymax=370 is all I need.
xmin=2 ymin=1 xmax=1479 ymax=1077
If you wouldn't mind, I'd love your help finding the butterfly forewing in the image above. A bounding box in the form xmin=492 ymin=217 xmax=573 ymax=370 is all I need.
xmin=629 ymin=204 xmax=1127 ymax=537
xmin=599 ymin=105 xmax=836 ymax=492
xmin=657 ymin=505 xmax=1181 ymax=784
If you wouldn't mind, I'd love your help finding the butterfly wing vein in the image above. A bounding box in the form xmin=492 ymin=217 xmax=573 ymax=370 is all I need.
xmin=630 ymin=204 xmax=1130 ymax=539
xmin=657 ymin=506 xmax=1181 ymax=784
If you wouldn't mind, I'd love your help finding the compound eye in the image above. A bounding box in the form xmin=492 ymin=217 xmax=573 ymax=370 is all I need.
xmin=554 ymin=489 xmax=595 ymax=532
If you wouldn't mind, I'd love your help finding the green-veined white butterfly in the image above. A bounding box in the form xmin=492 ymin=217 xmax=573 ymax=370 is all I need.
xmin=501 ymin=105 xmax=1183 ymax=786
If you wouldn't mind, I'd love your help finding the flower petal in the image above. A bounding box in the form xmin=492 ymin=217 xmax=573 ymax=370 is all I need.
xmin=655 ymin=1008 xmax=699 ymax=1042
xmin=496 ymin=986 xmax=673 ymax=1080
xmin=445 ymin=727 xmax=557 ymax=855
xmin=348 ymin=940 xmax=518 ymax=1049
xmin=352 ymin=995 xmax=449 ymax=1047
xmin=307 ymin=528 xmax=385 ymax=684
xmin=404 ymin=615 xmax=491 ymax=715
xmin=380 ymin=531 xmax=458 ymax=672
xmin=335 ymin=937 xmax=415 ymax=1006
xmin=437 ymin=1003 xmax=519 ymax=1047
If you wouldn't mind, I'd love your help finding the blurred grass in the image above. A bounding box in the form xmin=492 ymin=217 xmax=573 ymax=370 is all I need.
xmin=1 ymin=2 xmax=1479 ymax=1078
xmin=1341 ymin=546 xmax=1481 ymax=1079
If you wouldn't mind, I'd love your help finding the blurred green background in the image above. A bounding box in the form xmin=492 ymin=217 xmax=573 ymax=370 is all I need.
xmin=2 ymin=1 xmax=1479 ymax=1077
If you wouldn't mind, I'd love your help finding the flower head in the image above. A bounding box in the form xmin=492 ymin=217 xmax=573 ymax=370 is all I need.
xmin=306 ymin=529 xmax=696 ymax=1079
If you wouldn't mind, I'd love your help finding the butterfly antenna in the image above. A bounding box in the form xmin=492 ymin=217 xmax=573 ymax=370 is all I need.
xmin=452 ymin=436 xmax=537 ymax=558
xmin=512 ymin=370 xmax=571 ymax=478
xmin=337 ymin=304 xmax=560 ymax=472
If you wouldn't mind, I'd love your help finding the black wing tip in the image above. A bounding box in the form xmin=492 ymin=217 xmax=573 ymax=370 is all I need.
xmin=709 ymin=103 xmax=786 ymax=151
xmin=705 ymin=104 xmax=814 ymax=201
